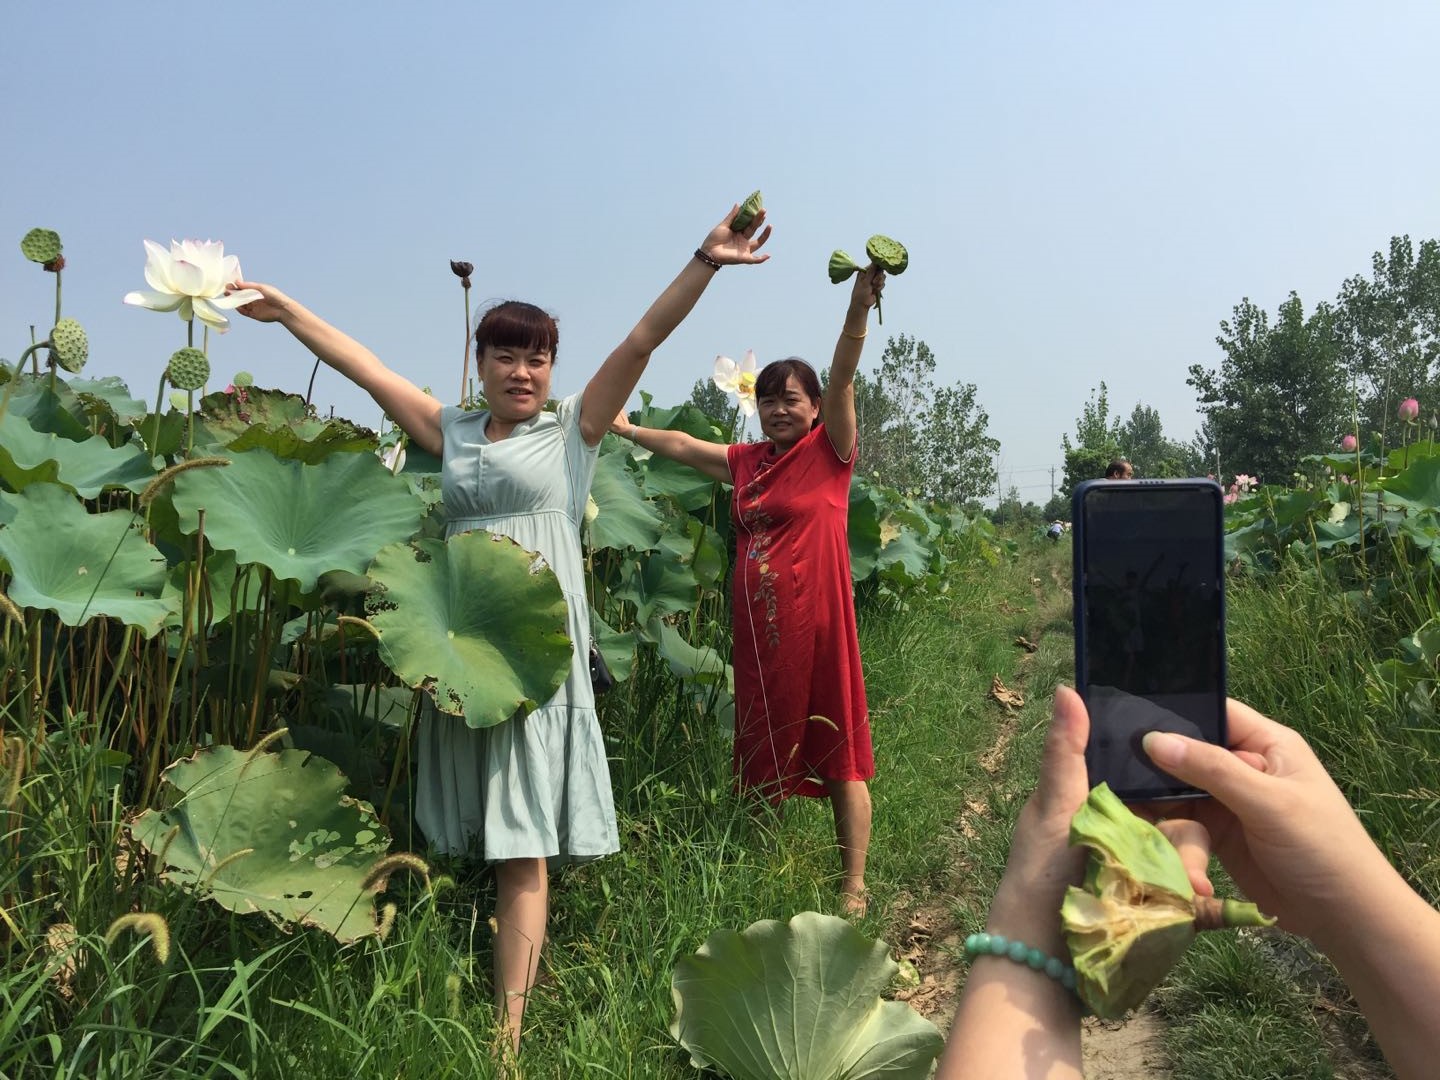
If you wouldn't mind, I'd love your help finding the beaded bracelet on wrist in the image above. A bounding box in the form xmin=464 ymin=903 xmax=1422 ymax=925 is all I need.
xmin=963 ymin=932 xmax=1078 ymax=992
xmin=693 ymin=248 xmax=722 ymax=271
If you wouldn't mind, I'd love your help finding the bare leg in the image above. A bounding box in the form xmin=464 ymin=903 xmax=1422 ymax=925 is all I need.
xmin=826 ymin=779 xmax=872 ymax=914
xmin=493 ymin=856 xmax=548 ymax=1055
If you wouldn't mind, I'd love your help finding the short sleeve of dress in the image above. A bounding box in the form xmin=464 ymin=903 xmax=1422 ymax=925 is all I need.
xmin=554 ymin=392 xmax=600 ymax=521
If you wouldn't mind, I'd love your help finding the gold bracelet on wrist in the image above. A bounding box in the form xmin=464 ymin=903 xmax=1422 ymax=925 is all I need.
xmin=842 ymin=326 xmax=868 ymax=341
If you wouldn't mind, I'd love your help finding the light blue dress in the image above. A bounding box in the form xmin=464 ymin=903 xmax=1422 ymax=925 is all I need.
xmin=413 ymin=392 xmax=620 ymax=863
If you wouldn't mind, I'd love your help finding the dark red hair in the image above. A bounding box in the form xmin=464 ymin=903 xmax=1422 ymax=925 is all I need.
xmin=755 ymin=357 xmax=822 ymax=428
xmin=474 ymin=300 xmax=559 ymax=361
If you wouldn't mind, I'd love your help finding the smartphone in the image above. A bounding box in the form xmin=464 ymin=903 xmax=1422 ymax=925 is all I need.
xmin=1072 ymin=478 xmax=1227 ymax=800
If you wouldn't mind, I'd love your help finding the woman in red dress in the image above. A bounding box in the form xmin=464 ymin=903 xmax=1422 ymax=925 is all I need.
xmin=612 ymin=266 xmax=884 ymax=913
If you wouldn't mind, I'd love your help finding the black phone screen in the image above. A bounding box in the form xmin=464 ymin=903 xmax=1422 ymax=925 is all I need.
xmin=1074 ymin=480 xmax=1226 ymax=799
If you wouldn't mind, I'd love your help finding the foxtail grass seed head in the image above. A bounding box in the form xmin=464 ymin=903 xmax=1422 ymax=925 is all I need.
xmin=377 ymin=902 xmax=398 ymax=941
xmin=245 ymin=726 xmax=290 ymax=762
xmin=203 ymin=847 xmax=255 ymax=884
xmin=336 ymin=615 xmax=381 ymax=638
xmin=155 ymin=823 xmax=181 ymax=868
xmin=360 ymin=852 xmax=432 ymax=893
xmin=446 ymin=972 xmax=463 ymax=1018
xmin=2 ymin=735 xmax=24 ymax=808
xmin=105 ymin=912 xmax=172 ymax=965
xmin=1060 ymin=784 xmax=1275 ymax=1018
xmin=0 ymin=591 xmax=23 ymax=626
xmin=139 ymin=456 xmax=230 ymax=507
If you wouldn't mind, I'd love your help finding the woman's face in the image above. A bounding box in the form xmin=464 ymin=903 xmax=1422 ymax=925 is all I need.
xmin=757 ymin=374 xmax=820 ymax=450
xmin=479 ymin=344 xmax=553 ymax=422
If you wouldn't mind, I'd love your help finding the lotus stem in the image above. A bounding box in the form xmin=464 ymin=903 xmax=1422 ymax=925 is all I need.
xmin=186 ymin=389 xmax=195 ymax=453
xmin=139 ymin=457 xmax=230 ymax=507
xmin=360 ymin=852 xmax=432 ymax=893
xmin=149 ymin=371 xmax=168 ymax=462
xmin=460 ymin=283 xmax=472 ymax=405
xmin=29 ymin=326 xmax=39 ymax=376
xmin=0 ymin=593 xmax=23 ymax=627
xmin=54 ymin=267 xmax=62 ymax=329
xmin=105 ymin=912 xmax=172 ymax=965
xmin=305 ymin=355 xmax=321 ymax=410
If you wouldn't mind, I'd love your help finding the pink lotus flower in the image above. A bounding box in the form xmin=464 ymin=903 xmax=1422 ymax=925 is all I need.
xmin=1223 ymin=492 xmax=1238 ymax=505
xmin=1399 ymin=397 xmax=1420 ymax=422
xmin=1233 ymin=473 xmax=1257 ymax=494
xmin=1340 ymin=434 xmax=1358 ymax=452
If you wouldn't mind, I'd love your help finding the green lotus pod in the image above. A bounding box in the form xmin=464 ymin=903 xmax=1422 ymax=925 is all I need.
xmin=49 ymin=318 xmax=88 ymax=373
xmin=232 ymin=370 xmax=255 ymax=387
xmin=829 ymin=250 xmax=863 ymax=285
xmin=865 ymin=234 xmax=909 ymax=275
xmin=20 ymin=228 xmax=62 ymax=264
xmin=730 ymin=189 xmax=763 ymax=231
xmin=167 ymin=347 xmax=211 ymax=391
xmin=1061 ymin=783 xmax=1275 ymax=1018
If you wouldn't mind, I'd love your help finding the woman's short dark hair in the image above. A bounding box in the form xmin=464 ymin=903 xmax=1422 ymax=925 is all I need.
xmin=474 ymin=300 xmax=559 ymax=361
xmin=755 ymin=357 xmax=822 ymax=428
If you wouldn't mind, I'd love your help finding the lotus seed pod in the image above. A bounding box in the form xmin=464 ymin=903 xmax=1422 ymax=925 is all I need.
xmin=829 ymin=250 xmax=863 ymax=285
xmin=865 ymin=235 xmax=909 ymax=275
xmin=731 ymin=190 xmax=763 ymax=231
xmin=166 ymin=347 xmax=211 ymax=391
xmin=231 ymin=371 xmax=254 ymax=388
xmin=48 ymin=318 xmax=89 ymax=373
xmin=20 ymin=228 xmax=62 ymax=264
xmin=1060 ymin=784 xmax=1274 ymax=1018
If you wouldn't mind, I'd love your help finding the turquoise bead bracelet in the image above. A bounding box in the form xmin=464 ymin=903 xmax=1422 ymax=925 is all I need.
xmin=963 ymin=932 xmax=1078 ymax=992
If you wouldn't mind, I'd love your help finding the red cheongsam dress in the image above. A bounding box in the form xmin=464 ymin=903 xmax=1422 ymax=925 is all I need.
xmin=726 ymin=423 xmax=874 ymax=802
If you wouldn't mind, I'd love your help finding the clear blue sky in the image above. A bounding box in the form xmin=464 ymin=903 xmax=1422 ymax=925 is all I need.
xmin=5 ymin=2 xmax=1439 ymax=503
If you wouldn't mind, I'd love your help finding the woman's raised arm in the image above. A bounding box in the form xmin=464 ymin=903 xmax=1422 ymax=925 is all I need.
xmin=579 ymin=205 xmax=772 ymax=446
xmin=820 ymin=266 xmax=884 ymax=461
xmin=233 ymin=282 xmax=443 ymax=456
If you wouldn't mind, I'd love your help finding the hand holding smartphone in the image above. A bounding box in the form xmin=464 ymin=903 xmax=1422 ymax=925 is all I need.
xmin=1072 ymin=479 xmax=1227 ymax=800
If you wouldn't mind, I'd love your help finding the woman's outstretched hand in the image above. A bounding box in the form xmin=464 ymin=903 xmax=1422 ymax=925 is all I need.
xmin=699 ymin=205 xmax=773 ymax=266
xmin=609 ymin=409 xmax=633 ymax=435
xmin=229 ymin=281 xmax=295 ymax=324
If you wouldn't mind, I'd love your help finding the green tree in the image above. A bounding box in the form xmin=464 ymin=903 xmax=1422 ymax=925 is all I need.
xmin=851 ymin=335 xmax=998 ymax=503
xmin=1335 ymin=235 xmax=1440 ymax=433
xmin=686 ymin=377 xmax=731 ymax=420
xmin=1118 ymin=403 xmax=1203 ymax=478
xmin=1060 ymin=383 xmax=1123 ymax=496
xmin=1187 ymin=293 xmax=1348 ymax=484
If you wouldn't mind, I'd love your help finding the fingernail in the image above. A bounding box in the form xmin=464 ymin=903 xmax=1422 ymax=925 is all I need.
xmin=1142 ymin=730 xmax=1185 ymax=766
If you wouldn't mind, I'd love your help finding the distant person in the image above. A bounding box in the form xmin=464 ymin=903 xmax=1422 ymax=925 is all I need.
xmin=611 ymin=265 xmax=885 ymax=916
xmin=234 ymin=203 xmax=772 ymax=1057
xmin=937 ymin=688 xmax=1440 ymax=1078
xmin=1104 ymin=458 xmax=1134 ymax=479
xmin=1046 ymin=520 xmax=1065 ymax=542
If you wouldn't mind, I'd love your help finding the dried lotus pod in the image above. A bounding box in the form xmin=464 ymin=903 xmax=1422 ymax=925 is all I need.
xmin=829 ymin=250 xmax=862 ymax=285
xmin=1061 ymin=783 xmax=1274 ymax=1019
xmin=731 ymin=190 xmax=763 ymax=232
xmin=166 ymin=347 xmax=211 ymax=392
xmin=865 ymin=234 xmax=909 ymax=275
xmin=21 ymin=228 xmax=62 ymax=265
xmin=49 ymin=318 xmax=89 ymax=373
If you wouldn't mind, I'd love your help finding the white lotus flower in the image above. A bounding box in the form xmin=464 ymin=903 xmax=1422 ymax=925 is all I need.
xmin=379 ymin=443 xmax=406 ymax=474
xmin=123 ymin=239 xmax=263 ymax=333
xmin=713 ymin=349 xmax=758 ymax=416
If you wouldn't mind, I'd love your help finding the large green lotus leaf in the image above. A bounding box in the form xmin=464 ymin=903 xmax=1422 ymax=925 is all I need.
xmin=70 ymin=374 xmax=150 ymax=428
xmin=4 ymin=380 xmax=92 ymax=440
xmin=0 ymin=484 xmax=171 ymax=635
xmin=645 ymin=617 xmax=728 ymax=686
xmin=366 ymin=532 xmax=572 ymax=728
xmin=625 ymin=403 xmax=729 ymax=512
xmin=223 ymin=422 xmax=378 ymax=464
xmin=612 ymin=546 xmax=703 ymax=623
xmin=171 ymin=448 xmax=423 ymax=592
xmin=1380 ymin=457 xmax=1440 ymax=512
xmin=671 ymin=911 xmax=943 ymax=1079
xmin=589 ymin=449 xmax=664 ymax=553
xmin=847 ymin=480 xmax=886 ymax=581
xmin=128 ymin=744 xmax=392 ymax=943
xmin=0 ymin=410 xmax=155 ymax=497
xmin=591 ymin=611 xmax=636 ymax=684
xmin=195 ymin=385 xmax=310 ymax=437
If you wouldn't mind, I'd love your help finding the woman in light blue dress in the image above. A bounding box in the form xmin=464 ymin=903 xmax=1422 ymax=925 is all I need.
xmin=233 ymin=203 xmax=771 ymax=1052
